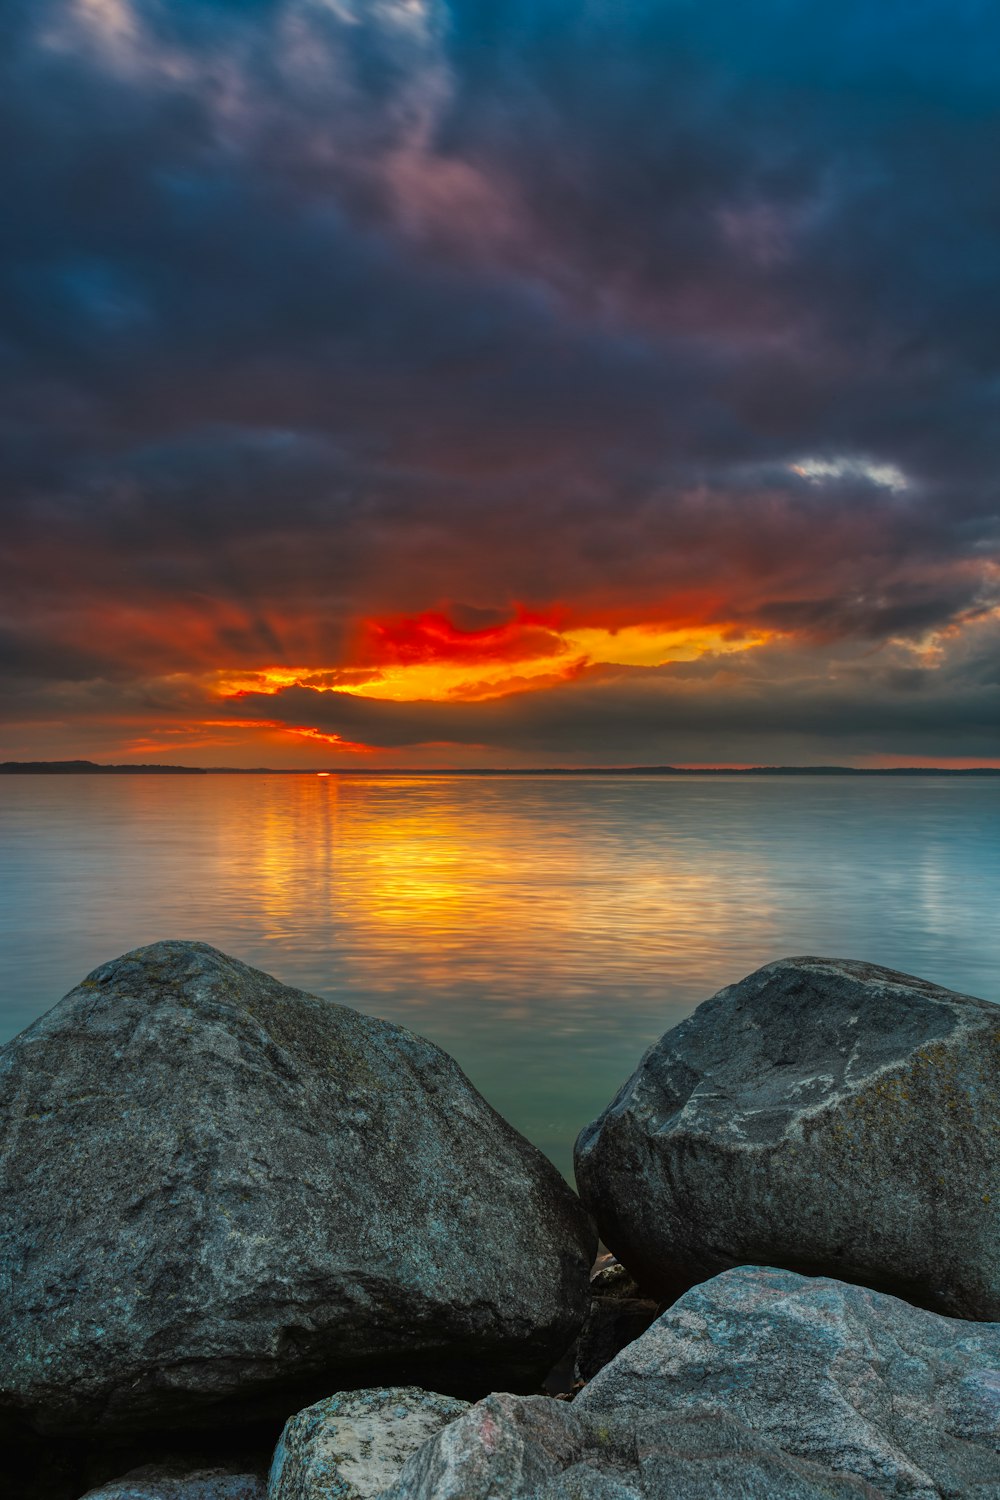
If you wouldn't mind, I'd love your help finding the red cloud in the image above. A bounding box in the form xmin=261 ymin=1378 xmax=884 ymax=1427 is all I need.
xmin=352 ymin=607 xmax=568 ymax=669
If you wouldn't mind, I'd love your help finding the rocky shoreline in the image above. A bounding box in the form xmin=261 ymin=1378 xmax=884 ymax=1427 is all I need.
xmin=1 ymin=944 xmax=997 ymax=1498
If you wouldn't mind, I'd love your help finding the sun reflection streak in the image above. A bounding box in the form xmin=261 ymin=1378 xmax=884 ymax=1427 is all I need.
xmin=240 ymin=774 xmax=748 ymax=1003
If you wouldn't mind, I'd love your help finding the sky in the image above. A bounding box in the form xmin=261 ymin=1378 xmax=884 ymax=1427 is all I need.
xmin=2 ymin=0 xmax=999 ymax=768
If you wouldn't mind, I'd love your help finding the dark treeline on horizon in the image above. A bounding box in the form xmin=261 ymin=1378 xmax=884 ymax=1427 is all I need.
xmin=3 ymin=762 xmax=999 ymax=778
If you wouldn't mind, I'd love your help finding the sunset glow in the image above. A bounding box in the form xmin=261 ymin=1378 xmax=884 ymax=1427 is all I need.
xmin=213 ymin=615 xmax=775 ymax=713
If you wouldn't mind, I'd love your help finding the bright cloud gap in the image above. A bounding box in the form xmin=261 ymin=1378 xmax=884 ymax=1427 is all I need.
xmin=790 ymin=457 xmax=909 ymax=492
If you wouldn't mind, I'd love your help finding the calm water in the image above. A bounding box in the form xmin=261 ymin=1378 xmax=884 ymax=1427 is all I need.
xmin=1 ymin=774 xmax=998 ymax=1178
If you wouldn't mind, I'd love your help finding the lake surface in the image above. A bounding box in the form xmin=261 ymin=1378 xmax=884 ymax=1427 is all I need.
xmin=1 ymin=773 xmax=998 ymax=1178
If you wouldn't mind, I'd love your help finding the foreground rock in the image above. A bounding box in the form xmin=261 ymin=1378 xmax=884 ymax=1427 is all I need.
xmin=575 ymin=956 xmax=1000 ymax=1316
xmin=379 ymin=1398 xmax=873 ymax=1498
xmin=81 ymin=1464 xmax=265 ymax=1499
xmin=380 ymin=1268 xmax=1000 ymax=1498
xmin=268 ymin=1387 xmax=467 ymax=1499
xmin=579 ymin=1267 xmax=1000 ymax=1495
xmin=0 ymin=942 xmax=594 ymax=1437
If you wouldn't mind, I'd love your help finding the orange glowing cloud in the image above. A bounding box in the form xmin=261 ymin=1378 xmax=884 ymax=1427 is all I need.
xmin=207 ymin=718 xmax=377 ymax=755
xmin=212 ymin=607 xmax=775 ymax=711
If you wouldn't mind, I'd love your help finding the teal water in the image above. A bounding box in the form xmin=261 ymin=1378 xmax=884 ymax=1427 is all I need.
xmin=1 ymin=773 xmax=997 ymax=1178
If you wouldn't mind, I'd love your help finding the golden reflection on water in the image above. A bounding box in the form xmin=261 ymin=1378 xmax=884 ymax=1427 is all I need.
xmin=244 ymin=775 xmax=759 ymax=1009
xmin=2 ymin=772 xmax=999 ymax=1176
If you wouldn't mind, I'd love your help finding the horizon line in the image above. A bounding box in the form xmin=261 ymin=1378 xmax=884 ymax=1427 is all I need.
xmin=3 ymin=759 xmax=1000 ymax=777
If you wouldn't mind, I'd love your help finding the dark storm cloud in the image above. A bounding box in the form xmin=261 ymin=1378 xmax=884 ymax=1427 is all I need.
xmin=1 ymin=0 xmax=999 ymax=759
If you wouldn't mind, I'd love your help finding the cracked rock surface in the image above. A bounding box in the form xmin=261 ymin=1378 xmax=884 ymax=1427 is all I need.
xmin=575 ymin=956 xmax=1000 ymax=1316
xmin=0 ymin=941 xmax=594 ymax=1437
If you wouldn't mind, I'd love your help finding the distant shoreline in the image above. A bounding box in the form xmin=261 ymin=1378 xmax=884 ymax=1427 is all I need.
xmin=2 ymin=760 xmax=999 ymax=777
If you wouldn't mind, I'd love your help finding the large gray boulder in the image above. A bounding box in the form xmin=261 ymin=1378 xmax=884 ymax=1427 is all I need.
xmin=380 ymin=1267 xmax=1000 ymax=1498
xmin=0 ymin=942 xmax=594 ymax=1437
xmin=267 ymin=1387 xmax=468 ymax=1499
xmin=575 ymin=956 xmax=1000 ymax=1316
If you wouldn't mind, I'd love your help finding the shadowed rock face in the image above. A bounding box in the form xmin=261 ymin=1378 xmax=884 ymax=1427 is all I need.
xmin=0 ymin=941 xmax=595 ymax=1437
xmin=574 ymin=956 xmax=1000 ymax=1316
xmin=80 ymin=1463 xmax=265 ymax=1499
